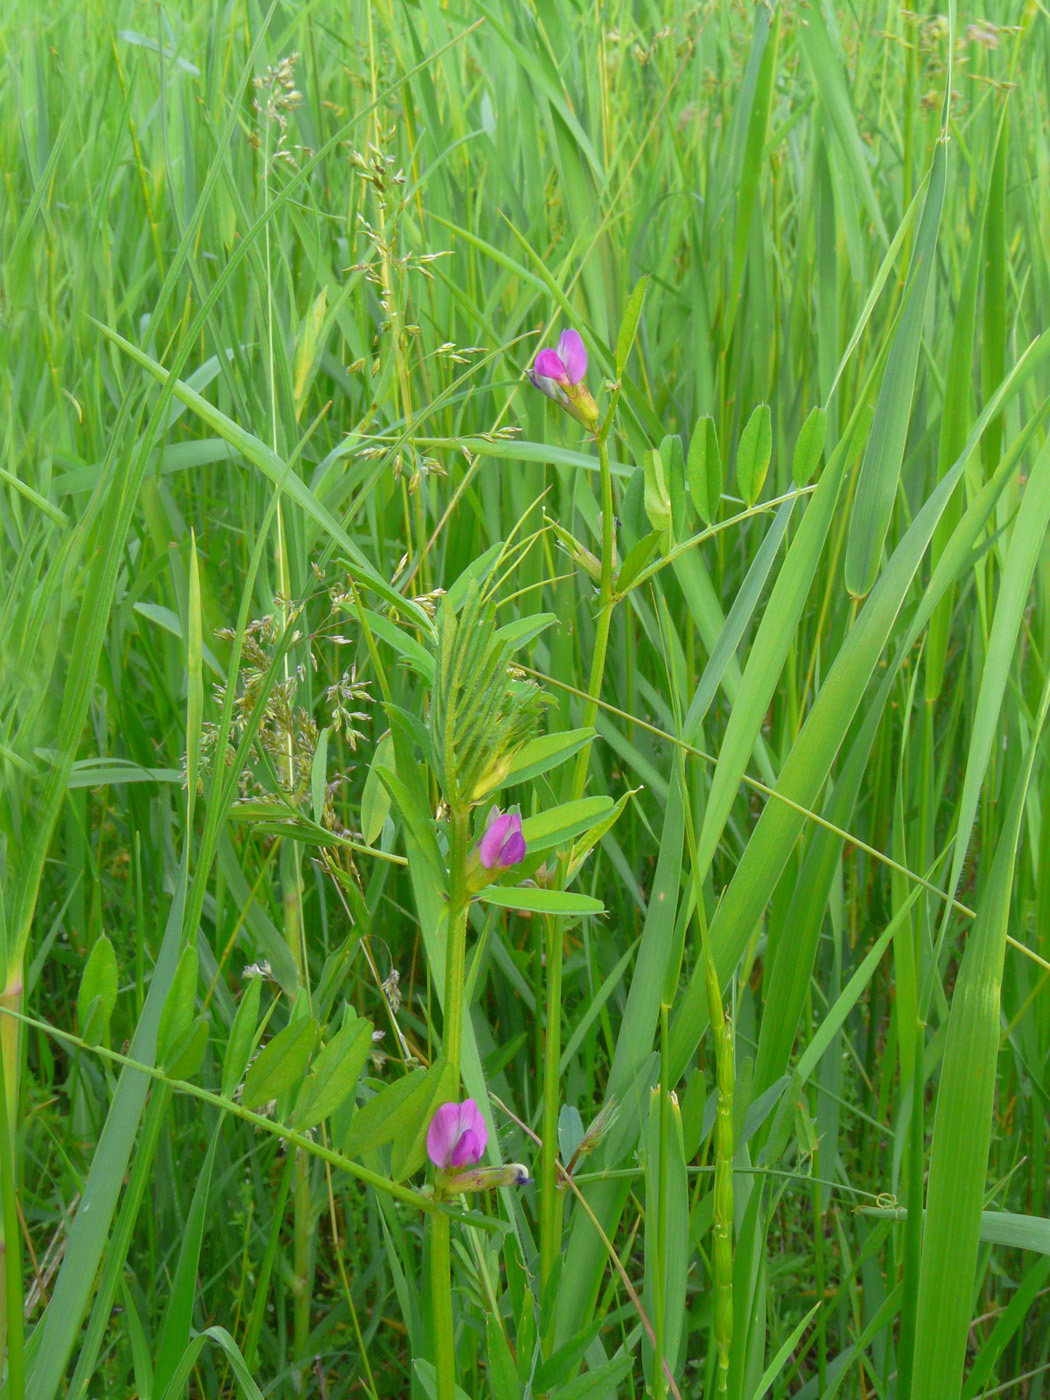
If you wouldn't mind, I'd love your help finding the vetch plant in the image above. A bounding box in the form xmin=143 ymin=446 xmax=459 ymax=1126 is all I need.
xmin=425 ymin=572 xmax=547 ymax=1400
xmin=529 ymin=315 xmax=628 ymax=1294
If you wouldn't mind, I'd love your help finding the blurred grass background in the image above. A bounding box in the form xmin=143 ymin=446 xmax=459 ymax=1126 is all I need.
xmin=3 ymin=0 xmax=1050 ymax=1396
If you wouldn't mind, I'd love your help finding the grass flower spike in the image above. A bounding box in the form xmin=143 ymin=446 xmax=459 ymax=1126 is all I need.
xmin=478 ymin=809 xmax=527 ymax=870
xmin=529 ymin=327 xmax=600 ymax=431
xmin=427 ymin=1099 xmax=488 ymax=1171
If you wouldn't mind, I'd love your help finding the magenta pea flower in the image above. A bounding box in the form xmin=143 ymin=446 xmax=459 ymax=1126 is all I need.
xmin=534 ymin=328 xmax=588 ymax=389
xmin=427 ymin=1098 xmax=488 ymax=1171
xmin=478 ymin=809 xmax=527 ymax=870
xmin=528 ymin=328 xmax=600 ymax=431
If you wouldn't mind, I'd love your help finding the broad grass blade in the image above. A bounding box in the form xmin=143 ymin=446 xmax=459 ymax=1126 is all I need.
xmin=912 ymin=667 xmax=1050 ymax=1397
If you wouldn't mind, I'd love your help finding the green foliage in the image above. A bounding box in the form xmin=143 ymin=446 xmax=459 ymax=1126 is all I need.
xmin=76 ymin=936 xmax=117 ymax=1048
xmin=735 ymin=403 xmax=772 ymax=507
xmin=3 ymin=1 xmax=1049 ymax=1397
xmin=429 ymin=577 xmax=546 ymax=808
xmin=687 ymin=416 xmax=722 ymax=525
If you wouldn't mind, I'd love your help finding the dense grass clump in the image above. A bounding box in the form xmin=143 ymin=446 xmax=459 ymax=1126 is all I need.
xmin=2 ymin=1 xmax=1050 ymax=1396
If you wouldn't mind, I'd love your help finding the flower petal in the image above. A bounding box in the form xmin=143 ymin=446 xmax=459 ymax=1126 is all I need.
xmin=458 ymin=1099 xmax=488 ymax=1154
xmin=479 ymin=811 xmax=514 ymax=869
xmin=556 ymin=328 xmax=587 ymax=384
xmin=427 ymin=1101 xmax=462 ymax=1170
xmin=534 ymin=348 xmax=567 ymax=382
xmin=527 ymin=368 xmax=561 ymax=403
xmin=451 ymin=1127 xmax=484 ymax=1168
xmin=499 ymin=824 xmax=527 ymax=867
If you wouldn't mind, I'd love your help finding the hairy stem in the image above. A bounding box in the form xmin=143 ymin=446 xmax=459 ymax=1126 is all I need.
xmin=431 ymin=1209 xmax=455 ymax=1400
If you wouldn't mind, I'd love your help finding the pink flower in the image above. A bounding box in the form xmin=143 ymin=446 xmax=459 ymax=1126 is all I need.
xmin=478 ymin=809 xmax=527 ymax=870
xmin=528 ymin=328 xmax=600 ymax=432
xmin=427 ymin=1099 xmax=488 ymax=1170
xmin=533 ymin=328 xmax=588 ymax=389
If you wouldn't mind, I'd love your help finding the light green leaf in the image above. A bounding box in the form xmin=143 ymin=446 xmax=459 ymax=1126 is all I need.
xmin=735 ymin=403 xmax=772 ymax=506
xmin=221 ymin=977 xmax=263 ymax=1101
xmin=687 ymin=415 xmax=722 ymax=525
xmin=501 ymin=728 xmax=595 ymax=787
xmin=843 ymin=142 xmax=947 ymax=597
xmin=615 ymin=275 xmax=649 ymax=378
xmin=292 ymin=1016 xmax=373 ymax=1131
xmin=343 ymin=1068 xmax=429 ymax=1159
xmin=156 ymin=946 xmax=198 ymax=1067
xmin=242 ymin=1016 xmax=318 ymax=1111
xmin=520 ymin=796 xmax=613 ymax=853
xmin=475 ymin=887 xmax=604 ymax=916
xmin=615 ymin=530 xmax=662 ymax=596
xmin=77 ymin=936 xmax=118 ymax=1047
xmin=361 ymin=731 xmax=395 ymax=845
xmin=792 ymin=405 xmax=826 ymax=488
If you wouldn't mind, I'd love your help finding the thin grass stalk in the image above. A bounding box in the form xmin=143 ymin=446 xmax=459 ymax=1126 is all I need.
xmin=0 ymin=980 xmax=23 ymax=1400
xmin=899 ymin=709 xmax=935 ymax=1393
xmin=653 ymin=1005 xmax=671 ymax=1400
xmin=321 ymin=1149 xmax=381 ymax=1400
xmin=897 ymin=1022 xmax=926 ymax=1396
xmin=258 ymin=73 xmax=314 ymax=1375
xmin=704 ymin=911 xmax=734 ymax=1397
xmin=811 ymin=1129 xmax=826 ymax=1392
xmin=539 ymin=909 xmax=565 ymax=1298
xmin=677 ymin=737 xmax=734 ymax=1394
xmin=242 ymin=1153 xmax=294 ymax=1372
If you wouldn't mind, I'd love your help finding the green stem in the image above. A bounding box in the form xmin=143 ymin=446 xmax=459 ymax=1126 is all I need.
xmin=653 ymin=1003 xmax=670 ymax=1400
xmin=444 ymin=806 xmax=472 ymax=1083
xmin=243 ymin=1149 xmax=293 ymax=1372
xmin=431 ymin=1209 xmax=455 ymax=1400
xmin=897 ymin=1007 xmax=926 ymax=1398
xmin=291 ymin=1146 xmax=311 ymax=1377
xmin=0 ymin=968 xmax=24 ymax=1400
xmin=539 ymin=912 xmax=564 ymax=1303
xmin=811 ymin=1134 xmax=826 ymax=1393
xmin=568 ymin=435 xmax=616 ymax=799
xmin=432 ymin=805 xmax=471 ymax=1400
xmin=706 ymin=944 xmax=734 ymax=1398
xmin=542 ymin=434 xmax=617 ymax=1298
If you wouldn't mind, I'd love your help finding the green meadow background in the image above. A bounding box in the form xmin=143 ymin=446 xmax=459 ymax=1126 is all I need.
xmin=3 ymin=0 xmax=1050 ymax=1396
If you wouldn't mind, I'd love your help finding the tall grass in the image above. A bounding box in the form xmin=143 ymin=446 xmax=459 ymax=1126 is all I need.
xmin=2 ymin=0 xmax=1049 ymax=1396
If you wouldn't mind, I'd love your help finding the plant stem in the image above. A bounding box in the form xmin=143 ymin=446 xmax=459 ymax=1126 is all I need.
xmin=706 ymin=939 xmax=734 ymax=1398
xmin=542 ymin=433 xmax=617 ymax=1298
xmin=811 ymin=1137 xmax=826 ymax=1393
xmin=539 ymin=910 xmax=564 ymax=1301
xmin=568 ymin=434 xmax=616 ymax=800
xmin=653 ymin=1003 xmax=670 ymax=1400
xmin=0 ymin=967 xmax=23 ymax=1399
xmin=431 ymin=1209 xmax=455 ymax=1400
xmin=291 ymin=1145 xmax=311 ymax=1380
xmin=444 ymin=806 xmax=472 ymax=1083
xmin=432 ymin=804 xmax=472 ymax=1400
